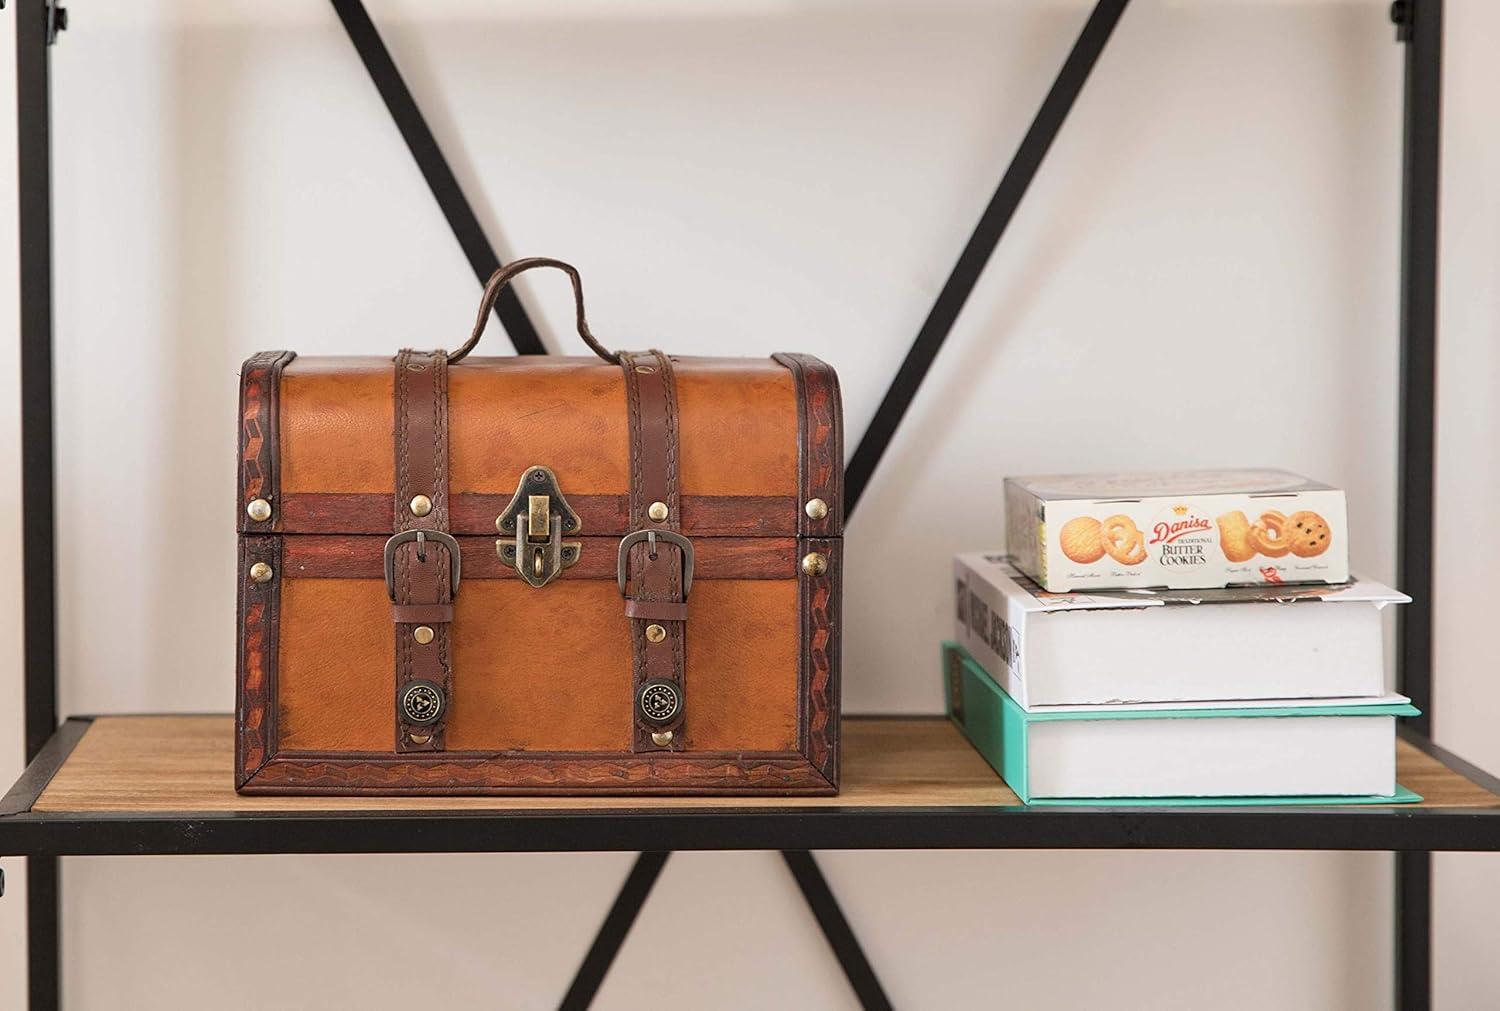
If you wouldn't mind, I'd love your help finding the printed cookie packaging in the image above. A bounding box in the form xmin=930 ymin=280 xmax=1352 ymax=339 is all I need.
xmin=1005 ymin=469 xmax=1350 ymax=592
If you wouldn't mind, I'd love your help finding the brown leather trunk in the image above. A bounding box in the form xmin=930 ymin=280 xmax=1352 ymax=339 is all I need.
xmin=235 ymin=260 xmax=842 ymax=794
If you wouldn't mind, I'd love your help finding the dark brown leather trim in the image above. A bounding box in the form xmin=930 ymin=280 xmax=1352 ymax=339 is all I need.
xmin=799 ymin=536 xmax=841 ymax=786
xmin=773 ymin=354 xmax=842 ymax=785
xmin=623 ymin=599 xmax=688 ymax=622
xmin=771 ymin=353 xmax=844 ymax=538
xmin=238 ymin=350 xmax=296 ymax=534
xmin=240 ymin=751 xmax=835 ymax=795
xmin=620 ymin=350 xmax=688 ymax=749
xmin=277 ymin=492 xmax=797 ymax=537
xmin=393 ymin=350 xmax=453 ymax=753
xmin=391 ymin=603 xmax=454 ymax=624
xmin=235 ymin=535 xmax=282 ymax=788
xmin=281 ymin=535 xmax=793 ymax=580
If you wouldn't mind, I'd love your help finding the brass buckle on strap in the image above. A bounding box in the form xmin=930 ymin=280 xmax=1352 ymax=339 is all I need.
xmin=616 ymin=529 xmax=695 ymax=599
xmin=383 ymin=529 xmax=462 ymax=601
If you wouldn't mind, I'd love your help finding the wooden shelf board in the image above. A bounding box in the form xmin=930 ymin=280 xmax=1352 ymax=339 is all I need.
xmin=27 ymin=715 xmax=1499 ymax=815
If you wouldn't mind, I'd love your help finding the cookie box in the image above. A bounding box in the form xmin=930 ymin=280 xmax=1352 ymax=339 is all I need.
xmin=1004 ymin=469 xmax=1349 ymax=591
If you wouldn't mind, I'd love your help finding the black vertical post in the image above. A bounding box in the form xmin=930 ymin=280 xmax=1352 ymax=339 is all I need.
xmin=1393 ymin=1 xmax=1441 ymax=1010
xmin=1394 ymin=0 xmax=1440 ymax=735
xmin=1397 ymin=850 xmax=1433 ymax=1011
xmin=16 ymin=0 xmax=62 ymax=1008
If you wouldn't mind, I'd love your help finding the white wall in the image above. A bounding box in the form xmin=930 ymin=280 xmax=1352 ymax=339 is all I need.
xmin=1 ymin=0 xmax=1496 ymax=1006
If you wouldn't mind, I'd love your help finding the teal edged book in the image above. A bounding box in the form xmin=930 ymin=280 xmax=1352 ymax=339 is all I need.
xmin=942 ymin=642 xmax=1422 ymax=807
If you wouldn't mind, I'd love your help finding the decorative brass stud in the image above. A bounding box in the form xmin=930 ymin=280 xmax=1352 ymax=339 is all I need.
xmin=804 ymin=498 xmax=829 ymax=521
xmin=409 ymin=733 xmax=432 ymax=745
xmin=645 ymin=623 xmax=666 ymax=643
xmin=409 ymin=494 xmax=433 ymax=517
xmin=401 ymin=681 xmax=444 ymax=725
xmin=651 ymin=731 xmax=674 ymax=747
xmin=246 ymin=498 xmax=272 ymax=522
xmin=801 ymin=552 xmax=828 ymax=577
xmin=638 ymin=680 xmax=682 ymax=725
xmin=648 ymin=501 xmax=669 ymax=522
xmin=249 ymin=561 xmax=274 ymax=584
xmin=413 ymin=625 xmax=435 ymax=645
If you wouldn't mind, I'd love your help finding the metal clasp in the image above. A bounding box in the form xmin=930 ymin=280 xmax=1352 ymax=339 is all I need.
xmin=616 ymin=529 xmax=695 ymax=599
xmin=383 ymin=529 xmax=462 ymax=601
xmin=495 ymin=466 xmax=581 ymax=588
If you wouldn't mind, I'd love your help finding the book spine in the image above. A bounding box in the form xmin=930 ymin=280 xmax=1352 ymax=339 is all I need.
xmin=953 ymin=556 xmax=1028 ymax=706
xmin=943 ymin=642 xmax=1030 ymax=802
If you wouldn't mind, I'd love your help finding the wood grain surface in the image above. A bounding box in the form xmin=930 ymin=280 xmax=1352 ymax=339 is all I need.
xmin=30 ymin=716 xmax=1496 ymax=813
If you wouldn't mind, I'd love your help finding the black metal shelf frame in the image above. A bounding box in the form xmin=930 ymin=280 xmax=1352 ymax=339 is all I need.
xmin=4 ymin=1 xmax=1454 ymax=1009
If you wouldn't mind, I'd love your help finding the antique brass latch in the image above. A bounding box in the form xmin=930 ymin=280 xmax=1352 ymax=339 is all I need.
xmin=496 ymin=466 xmax=581 ymax=588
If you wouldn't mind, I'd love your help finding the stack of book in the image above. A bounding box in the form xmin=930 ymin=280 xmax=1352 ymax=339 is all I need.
xmin=945 ymin=470 xmax=1419 ymax=805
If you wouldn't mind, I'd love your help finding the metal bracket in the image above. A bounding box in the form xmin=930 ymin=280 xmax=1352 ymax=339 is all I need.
xmin=1390 ymin=1 xmax=1413 ymax=42
xmin=0 ymin=2 xmax=67 ymax=43
xmin=495 ymin=466 xmax=581 ymax=587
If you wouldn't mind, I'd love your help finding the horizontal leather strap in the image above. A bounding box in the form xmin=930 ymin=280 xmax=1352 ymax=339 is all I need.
xmin=624 ymin=599 xmax=688 ymax=622
xmin=392 ymin=603 xmax=453 ymax=624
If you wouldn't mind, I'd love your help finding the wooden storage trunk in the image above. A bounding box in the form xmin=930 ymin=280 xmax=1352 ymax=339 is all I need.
xmin=235 ymin=260 xmax=842 ymax=794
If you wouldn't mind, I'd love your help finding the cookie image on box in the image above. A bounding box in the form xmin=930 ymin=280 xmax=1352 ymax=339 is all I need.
xmin=1060 ymin=516 xmax=1105 ymax=563
xmin=1216 ymin=510 xmax=1257 ymax=563
xmin=1287 ymin=510 xmax=1332 ymax=557
xmin=1099 ymin=514 xmax=1146 ymax=565
xmin=1248 ymin=510 xmax=1292 ymax=558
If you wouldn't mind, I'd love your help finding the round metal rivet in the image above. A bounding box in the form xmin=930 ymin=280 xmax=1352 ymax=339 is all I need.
xmin=634 ymin=365 xmax=655 ymax=374
xmin=801 ymin=552 xmax=828 ymax=577
xmin=645 ymin=623 xmax=666 ymax=643
xmin=804 ymin=498 xmax=829 ymax=521
xmin=651 ymin=731 xmax=674 ymax=747
xmin=249 ymin=561 xmax=274 ymax=584
xmin=637 ymin=680 xmax=682 ymax=726
xmin=648 ymin=501 xmax=669 ymax=522
xmin=401 ymin=681 xmax=445 ymax=726
xmin=409 ymin=494 xmax=433 ymax=517
xmin=246 ymin=498 xmax=272 ymax=522
xmin=408 ymin=733 xmax=432 ymax=745
xmin=413 ymin=625 xmax=435 ymax=645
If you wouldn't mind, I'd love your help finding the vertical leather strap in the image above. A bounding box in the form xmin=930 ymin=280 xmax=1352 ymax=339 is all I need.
xmin=620 ymin=349 xmax=688 ymax=750
xmin=393 ymin=349 xmax=454 ymax=753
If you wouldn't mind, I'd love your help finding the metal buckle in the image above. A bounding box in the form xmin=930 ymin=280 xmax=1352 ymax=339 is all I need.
xmin=383 ymin=529 xmax=462 ymax=601
xmin=495 ymin=466 xmax=581 ymax=588
xmin=616 ymin=529 xmax=694 ymax=599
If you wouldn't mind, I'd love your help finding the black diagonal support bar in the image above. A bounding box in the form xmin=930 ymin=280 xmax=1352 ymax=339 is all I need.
xmin=330 ymin=0 xmax=545 ymax=354
xmin=560 ymin=851 xmax=670 ymax=1010
xmin=783 ymin=851 xmax=892 ymax=1009
xmin=844 ymin=0 xmax=1130 ymax=514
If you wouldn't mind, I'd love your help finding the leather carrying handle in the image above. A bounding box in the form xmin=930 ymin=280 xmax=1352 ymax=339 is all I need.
xmin=450 ymin=257 xmax=620 ymax=365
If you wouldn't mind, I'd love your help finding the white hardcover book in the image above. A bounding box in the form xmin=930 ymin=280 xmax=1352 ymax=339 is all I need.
xmin=944 ymin=643 xmax=1419 ymax=801
xmin=1027 ymin=712 xmax=1398 ymax=799
xmin=953 ymin=553 xmax=1407 ymax=709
